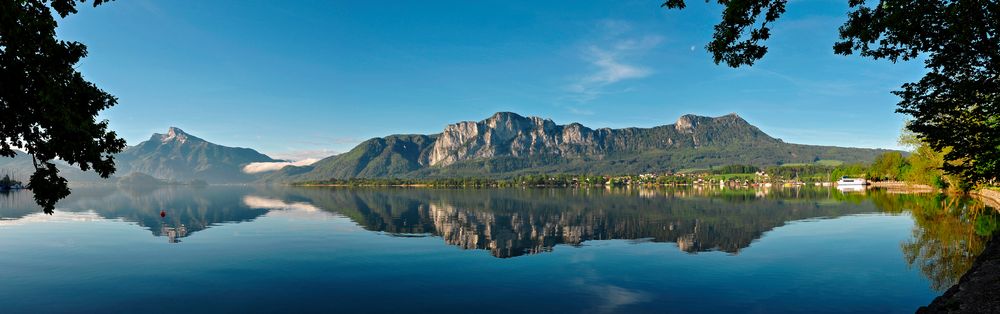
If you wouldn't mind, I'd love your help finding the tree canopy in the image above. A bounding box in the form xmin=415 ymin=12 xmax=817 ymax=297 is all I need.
xmin=1 ymin=0 xmax=125 ymax=212
xmin=663 ymin=0 xmax=999 ymax=186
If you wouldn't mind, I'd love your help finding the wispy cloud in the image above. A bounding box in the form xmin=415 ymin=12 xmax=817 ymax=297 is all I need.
xmin=568 ymin=107 xmax=595 ymax=115
xmin=243 ymin=158 xmax=320 ymax=174
xmin=268 ymin=149 xmax=338 ymax=161
xmin=567 ymin=20 xmax=662 ymax=102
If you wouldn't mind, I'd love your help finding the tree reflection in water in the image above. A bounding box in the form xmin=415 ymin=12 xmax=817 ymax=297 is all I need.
xmin=870 ymin=191 xmax=999 ymax=291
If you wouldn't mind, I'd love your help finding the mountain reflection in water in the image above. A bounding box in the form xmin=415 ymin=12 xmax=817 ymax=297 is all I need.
xmin=0 ymin=186 xmax=269 ymax=243
xmin=0 ymin=186 xmax=995 ymax=291
xmin=278 ymin=188 xmax=881 ymax=257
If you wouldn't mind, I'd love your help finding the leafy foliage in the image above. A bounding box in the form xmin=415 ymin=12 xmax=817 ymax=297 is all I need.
xmin=868 ymin=151 xmax=908 ymax=181
xmin=1 ymin=0 xmax=124 ymax=212
xmin=711 ymin=164 xmax=759 ymax=174
xmin=662 ymin=0 xmax=787 ymax=67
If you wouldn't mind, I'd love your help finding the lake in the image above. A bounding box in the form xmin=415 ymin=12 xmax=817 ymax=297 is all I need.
xmin=0 ymin=186 xmax=995 ymax=313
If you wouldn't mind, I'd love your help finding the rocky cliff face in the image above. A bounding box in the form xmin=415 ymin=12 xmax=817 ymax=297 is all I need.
xmin=429 ymin=112 xmax=569 ymax=166
xmin=426 ymin=112 xmax=777 ymax=167
xmin=279 ymin=112 xmax=890 ymax=180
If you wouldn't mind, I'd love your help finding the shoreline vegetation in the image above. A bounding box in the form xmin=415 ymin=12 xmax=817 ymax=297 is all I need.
xmin=291 ymin=178 xmax=1000 ymax=210
xmin=292 ymin=140 xmax=997 ymax=197
xmin=292 ymin=162 xmax=991 ymax=191
xmin=293 ymin=163 xmax=858 ymax=188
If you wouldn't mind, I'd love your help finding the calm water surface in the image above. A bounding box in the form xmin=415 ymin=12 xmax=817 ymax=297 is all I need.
xmin=0 ymin=186 xmax=995 ymax=313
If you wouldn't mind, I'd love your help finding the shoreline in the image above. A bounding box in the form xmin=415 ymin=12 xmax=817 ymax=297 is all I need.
xmin=870 ymin=181 xmax=938 ymax=193
xmin=973 ymin=188 xmax=1000 ymax=209
xmin=919 ymin=235 xmax=1000 ymax=313
xmin=295 ymin=183 xmax=436 ymax=188
xmin=918 ymin=187 xmax=1000 ymax=313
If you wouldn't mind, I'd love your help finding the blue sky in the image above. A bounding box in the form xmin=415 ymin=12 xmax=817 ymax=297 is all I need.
xmin=57 ymin=0 xmax=926 ymax=160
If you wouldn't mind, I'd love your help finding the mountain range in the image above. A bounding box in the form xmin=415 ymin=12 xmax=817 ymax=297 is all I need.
xmin=268 ymin=112 xmax=894 ymax=181
xmin=0 ymin=112 xmax=896 ymax=183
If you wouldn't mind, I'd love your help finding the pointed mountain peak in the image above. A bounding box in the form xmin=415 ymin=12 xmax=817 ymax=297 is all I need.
xmin=167 ymin=127 xmax=187 ymax=136
xmin=716 ymin=112 xmax=746 ymax=121
xmin=158 ymin=127 xmax=200 ymax=144
xmin=486 ymin=112 xmax=525 ymax=121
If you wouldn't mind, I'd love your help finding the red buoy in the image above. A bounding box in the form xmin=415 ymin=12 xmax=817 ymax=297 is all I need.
xmin=160 ymin=210 xmax=166 ymax=218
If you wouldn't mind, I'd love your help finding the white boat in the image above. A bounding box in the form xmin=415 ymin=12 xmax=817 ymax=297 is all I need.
xmin=836 ymin=176 xmax=868 ymax=186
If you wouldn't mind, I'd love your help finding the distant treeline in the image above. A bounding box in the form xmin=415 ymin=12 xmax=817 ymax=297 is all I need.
xmin=296 ymin=175 xmax=608 ymax=187
xmin=710 ymin=164 xmax=760 ymax=174
xmin=294 ymin=165 xmax=868 ymax=188
xmin=862 ymin=134 xmax=975 ymax=191
xmin=295 ymin=138 xmax=980 ymax=191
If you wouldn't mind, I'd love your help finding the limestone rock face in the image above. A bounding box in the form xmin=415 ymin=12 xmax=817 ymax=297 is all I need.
xmin=429 ymin=112 xmax=568 ymax=166
xmin=675 ymin=115 xmax=697 ymax=133
xmin=161 ymin=127 xmax=192 ymax=144
xmin=277 ymin=111 xmax=890 ymax=181
xmin=427 ymin=112 xmax=771 ymax=166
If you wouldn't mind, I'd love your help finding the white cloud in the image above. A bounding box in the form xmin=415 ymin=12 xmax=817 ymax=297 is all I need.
xmin=243 ymin=149 xmax=339 ymax=174
xmin=568 ymin=21 xmax=662 ymax=102
xmin=242 ymin=158 xmax=320 ymax=174
xmin=585 ymin=48 xmax=651 ymax=85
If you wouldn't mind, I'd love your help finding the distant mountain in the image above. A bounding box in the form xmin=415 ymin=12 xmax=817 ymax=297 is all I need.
xmin=274 ymin=112 xmax=895 ymax=181
xmin=2 ymin=115 xmax=895 ymax=184
xmin=115 ymin=127 xmax=277 ymax=183
xmin=0 ymin=152 xmax=106 ymax=183
xmin=1 ymin=128 xmax=277 ymax=184
xmin=116 ymin=172 xmax=168 ymax=186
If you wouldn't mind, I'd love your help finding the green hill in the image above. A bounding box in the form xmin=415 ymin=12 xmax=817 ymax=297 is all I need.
xmin=268 ymin=112 xmax=895 ymax=181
